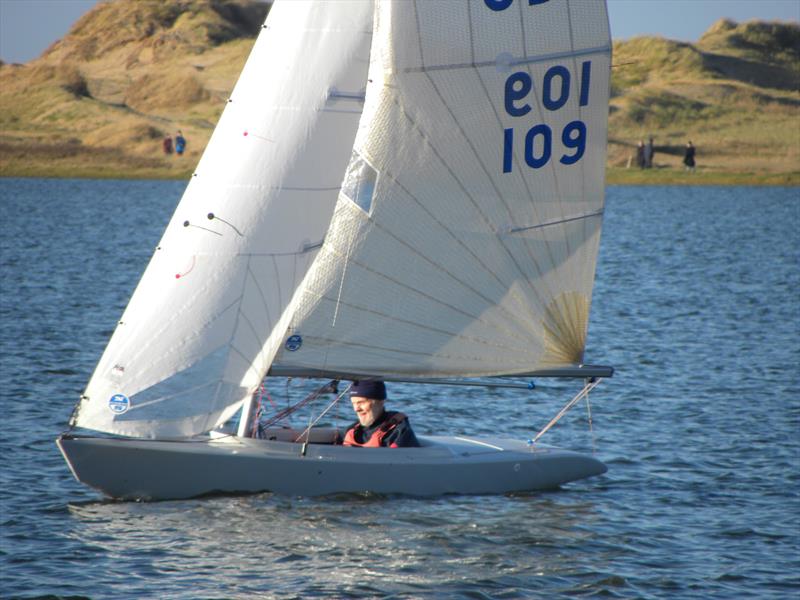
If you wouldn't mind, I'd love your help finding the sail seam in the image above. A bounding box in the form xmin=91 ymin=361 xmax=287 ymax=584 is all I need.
xmin=408 ymin=0 xmax=563 ymax=318
xmin=247 ymin=262 xmax=274 ymax=340
xmin=295 ymin=335 xmax=537 ymax=367
xmin=308 ymin=291 xmax=538 ymax=355
xmin=315 ymin=232 xmax=533 ymax=347
xmin=318 ymin=214 xmax=536 ymax=347
xmin=414 ymin=70 xmax=551 ymax=316
xmin=120 ymin=295 xmax=241 ymax=380
xmin=368 ymin=217 xmax=540 ymax=343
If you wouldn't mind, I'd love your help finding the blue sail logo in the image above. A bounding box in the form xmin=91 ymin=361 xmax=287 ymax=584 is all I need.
xmin=108 ymin=394 xmax=130 ymax=414
xmin=285 ymin=334 xmax=303 ymax=352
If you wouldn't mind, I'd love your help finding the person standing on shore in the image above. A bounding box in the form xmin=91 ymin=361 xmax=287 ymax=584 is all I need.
xmin=683 ymin=141 xmax=696 ymax=172
xmin=162 ymin=134 xmax=173 ymax=155
xmin=175 ymin=131 xmax=186 ymax=156
xmin=644 ymin=136 xmax=655 ymax=168
xmin=636 ymin=140 xmax=645 ymax=168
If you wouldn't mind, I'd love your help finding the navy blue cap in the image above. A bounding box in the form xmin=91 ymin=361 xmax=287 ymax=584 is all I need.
xmin=350 ymin=380 xmax=386 ymax=400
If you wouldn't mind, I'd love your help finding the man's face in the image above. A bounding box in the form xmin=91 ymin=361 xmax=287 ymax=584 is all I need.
xmin=351 ymin=396 xmax=384 ymax=427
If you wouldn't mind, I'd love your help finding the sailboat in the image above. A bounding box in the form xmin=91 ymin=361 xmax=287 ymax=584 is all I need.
xmin=58 ymin=0 xmax=614 ymax=500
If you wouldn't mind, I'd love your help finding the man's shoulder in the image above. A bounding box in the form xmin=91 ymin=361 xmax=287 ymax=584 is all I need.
xmin=385 ymin=411 xmax=408 ymax=421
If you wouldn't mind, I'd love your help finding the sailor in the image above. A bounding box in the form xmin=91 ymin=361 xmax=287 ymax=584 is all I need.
xmin=342 ymin=380 xmax=420 ymax=448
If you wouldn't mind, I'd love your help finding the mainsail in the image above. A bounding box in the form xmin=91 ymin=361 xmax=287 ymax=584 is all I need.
xmin=269 ymin=0 xmax=612 ymax=378
xmin=73 ymin=1 xmax=374 ymax=438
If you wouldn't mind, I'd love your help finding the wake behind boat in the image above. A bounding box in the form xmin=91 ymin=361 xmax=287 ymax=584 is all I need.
xmin=58 ymin=0 xmax=614 ymax=500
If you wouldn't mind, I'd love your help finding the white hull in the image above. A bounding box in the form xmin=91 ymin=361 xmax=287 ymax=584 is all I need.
xmin=57 ymin=432 xmax=606 ymax=500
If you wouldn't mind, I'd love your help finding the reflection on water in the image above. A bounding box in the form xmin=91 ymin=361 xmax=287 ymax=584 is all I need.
xmin=63 ymin=491 xmax=610 ymax=596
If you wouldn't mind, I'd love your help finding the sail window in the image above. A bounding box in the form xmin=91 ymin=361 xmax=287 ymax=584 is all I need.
xmin=342 ymin=151 xmax=378 ymax=214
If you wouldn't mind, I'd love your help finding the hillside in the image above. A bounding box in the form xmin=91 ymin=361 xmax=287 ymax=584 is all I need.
xmin=0 ymin=2 xmax=798 ymax=184
xmin=0 ymin=0 xmax=269 ymax=179
xmin=608 ymin=19 xmax=799 ymax=183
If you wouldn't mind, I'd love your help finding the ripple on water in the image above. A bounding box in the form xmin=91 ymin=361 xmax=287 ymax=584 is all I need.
xmin=1 ymin=182 xmax=799 ymax=598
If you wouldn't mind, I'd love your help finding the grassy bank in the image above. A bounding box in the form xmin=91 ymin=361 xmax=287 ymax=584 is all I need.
xmin=3 ymin=160 xmax=797 ymax=186
xmin=606 ymin=167 xmax=800 ymax=186
xmin=1 ymin=5 xmax=796 ymax=188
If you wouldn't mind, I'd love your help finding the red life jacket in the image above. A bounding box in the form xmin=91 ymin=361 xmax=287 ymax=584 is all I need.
xmin=343 ymin=412 xmax=408 ymax=448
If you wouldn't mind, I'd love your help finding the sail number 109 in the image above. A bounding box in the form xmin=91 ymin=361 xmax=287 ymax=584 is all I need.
xmin=502 ymin=61 xmax=591 ymax=173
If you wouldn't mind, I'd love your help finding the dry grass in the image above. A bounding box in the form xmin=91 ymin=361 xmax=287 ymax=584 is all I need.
xmin=0 ymin=5 xmax=797 ymax=185
xmin=609 ymin=19 xmax=799 ymax=181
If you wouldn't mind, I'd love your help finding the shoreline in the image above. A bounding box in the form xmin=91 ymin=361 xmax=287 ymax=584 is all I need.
xmin=0 ymin=164 xmax=797 ymax=186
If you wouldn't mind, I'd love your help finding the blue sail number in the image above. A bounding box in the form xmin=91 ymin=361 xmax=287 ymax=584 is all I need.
xmin=485 ymin=0 xmax=550 ymax=11
xmin=502 ymin=62 xmax=592 ymax=173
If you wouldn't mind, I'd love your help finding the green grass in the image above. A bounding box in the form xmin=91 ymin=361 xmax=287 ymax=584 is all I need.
xmin=607 ymin=167 xmax=799 ymax=186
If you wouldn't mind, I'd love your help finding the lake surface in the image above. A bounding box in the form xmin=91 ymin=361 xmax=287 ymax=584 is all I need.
xmin=1 ymin=178 xmax=798 ymax=599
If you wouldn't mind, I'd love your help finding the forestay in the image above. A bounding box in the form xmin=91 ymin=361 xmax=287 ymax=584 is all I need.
xmin=269 ymin=0 xmax=612 ymax=379
xmin=72 ymin=1 xmax=374 ymax=438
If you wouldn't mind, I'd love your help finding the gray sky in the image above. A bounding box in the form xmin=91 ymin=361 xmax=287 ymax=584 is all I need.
xmin=0 ymin=0 xmax=798 ymax=64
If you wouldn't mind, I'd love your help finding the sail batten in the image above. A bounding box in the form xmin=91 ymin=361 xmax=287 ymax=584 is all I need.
xmin=396 ymin=43 xmax=612 ymax=74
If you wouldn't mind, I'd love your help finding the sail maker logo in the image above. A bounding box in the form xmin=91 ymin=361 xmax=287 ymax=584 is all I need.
xmin=108 ymin=393 xmax=130 ymax=415
xmin=285 ymin=335 xmax=303 ymax=352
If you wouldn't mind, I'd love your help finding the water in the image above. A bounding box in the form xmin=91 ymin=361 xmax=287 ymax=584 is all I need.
xmin=1 ymin=178 xmax=798 ymax=599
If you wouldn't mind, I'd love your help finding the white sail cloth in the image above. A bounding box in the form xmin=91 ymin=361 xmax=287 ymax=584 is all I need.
xmin=270 ymin=0 xmax=612 ymax=378
xmin=73 ymin=1 xmax=374 ymax=437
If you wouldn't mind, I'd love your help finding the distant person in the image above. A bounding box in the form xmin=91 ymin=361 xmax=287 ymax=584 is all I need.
xmin=162 ymin=135 xmax=173 ymax=155
xmin=644 ymin=136 xmax=655 ymax=168
xmin=636 ymin=140 xmax=645 ymax=169
xmin=683 ymin=141 xmax=696 ymax=172
xmin=175 ymin=131 xmax=186 ymax=156
xmin=342 ymin=380 xmax=420 ymax=448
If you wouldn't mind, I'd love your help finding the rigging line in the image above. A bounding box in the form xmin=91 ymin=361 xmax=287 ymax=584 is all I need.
xmin=295 ymin=382 xmax=349 ymax=444
xmin=503 ymin=209 xmax=604 ymax=234
xmin=261 ymin=380 xmax=338 ymax=430
xmin=531 ymin=377 xmax=602 ymax=445
xmin=585 ymin=386 xmax=596 ymax=455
